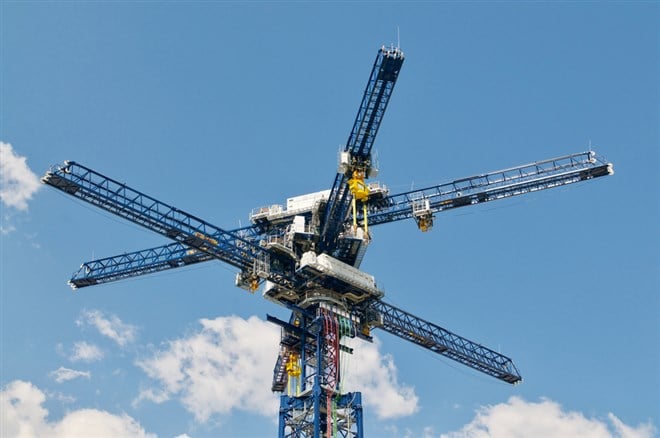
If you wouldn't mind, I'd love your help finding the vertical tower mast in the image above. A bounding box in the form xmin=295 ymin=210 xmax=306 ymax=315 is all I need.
xmin=271 ymin=305 xmax=364 ymax=438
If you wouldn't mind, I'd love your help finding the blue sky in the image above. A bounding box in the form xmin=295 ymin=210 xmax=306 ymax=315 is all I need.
xmin=1 ymin=2 xmax=658 ymax=437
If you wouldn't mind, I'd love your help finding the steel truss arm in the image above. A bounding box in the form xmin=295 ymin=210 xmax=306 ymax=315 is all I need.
xmin=64 ymin=151 xmax=612 ymax=288
xmin=69 ymin=242 xmax=212 ymax=289
xmin=345 ymin=46 xmax=405 ymax=161
xmin=42 ymin=161 xmax=294 ymax=288
xmin=69 ymin=225 xmax=263 ymax=289
xmin=370 ymin=300 xmax=522 ymax=384
xmin=363 ymin=151 xmax=613 ymax=227
xmin=320 ymin=46 xmax=404 ymax=252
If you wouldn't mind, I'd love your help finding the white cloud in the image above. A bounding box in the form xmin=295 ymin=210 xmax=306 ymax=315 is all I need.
xmin=0 ymin=142 xmax=41 ymax=211
xmin=132 ymin=387 xmax=170 ymax=408
xmin=136 ymin=315 xmax=418 ymax=424
xmin=136 ymin=315 xmax=280 ymax=422
xmin=49 ymin=367 xmax=91 ymax=383
xmin=69 ymin=341 xmax=104 ymax=362
xmin=77 ymin=310 xmax=136 ymax=347
xmin=342 ymin=337 xmax=418 ymax=419
xmin=0 ymin=380 xmax=155 ymax=437
xmin=608 ymin=413 xmax=657 ymax=438
xmin=440 ymin=396 xmax=656 ymax=438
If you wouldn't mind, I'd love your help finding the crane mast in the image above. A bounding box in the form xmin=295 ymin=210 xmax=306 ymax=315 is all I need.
xmin=42 ymin=45 xmax=613 ymax=438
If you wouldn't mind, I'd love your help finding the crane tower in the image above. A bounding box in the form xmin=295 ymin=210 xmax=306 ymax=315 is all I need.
xmin=42 ymin=44 xmax=613 ymax=437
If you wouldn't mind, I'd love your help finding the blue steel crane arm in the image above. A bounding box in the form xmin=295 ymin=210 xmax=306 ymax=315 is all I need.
xmin=69 ymin=149 xmax=613 ymax=288
xmin=69 ymin=242 xmax=213 ymax=289
xmin=345 ymin=46 xmax=405 ymax=160
xmin=319 ymin=46 xmax=404 ymax=252
xmin=369 ymin=300 xmax=522 ymax=384
xmin=363 ymin=151 xmax=613 ymax=227
xmin=41 ymin=161 xmax=294 ymax=287
xmin=68 ymin=225 xmax=263 ymax=289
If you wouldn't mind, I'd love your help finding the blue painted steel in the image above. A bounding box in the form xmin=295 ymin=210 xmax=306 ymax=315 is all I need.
xmin=362 ymin=151 xmax=613 ymax=227
xmin=345 ymin=46 xmax=405 ymax=160
xmin=69 ymin=225 xmax=262 ymax=289
xmin=69 ymin=242 xmax=213 ymax=289
xmin=272 ymin=311 xmax=364 ymax=438
xmin=41 ymin=158 xmax=525 ymax=386
xmin=320 ymin=46 xmax=404 ymax=252
xmin=68 ymin=151 xmax=612 ymax=289
xmin=371 ymin=300 xmax=522 ymax=384
xmin=41 ymin=161 xmax=295 ymax=288
xmin=278 ymin=392 xmax=363 ymax=438
xmin=267 ymin=313 xmax=313 ymax=392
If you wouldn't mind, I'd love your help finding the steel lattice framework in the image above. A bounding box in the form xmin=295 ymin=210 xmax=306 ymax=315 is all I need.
xmin=65 ymin=151 xmax=611 ymax=290
xmin=42 ymin=44 xmax=613 ymax=437
xmin=321 ymin=46 xmax=405 ymax=254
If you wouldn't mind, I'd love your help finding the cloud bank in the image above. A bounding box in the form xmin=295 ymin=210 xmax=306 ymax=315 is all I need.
xmin=136 ymin=315 xmax=418 ymax=423
xmin=0 ymin=142 xmax=40 ymax=211
xmin=136 ymin=315 xmax=281 ymax=422
xmin=440 ymin=396 xmax=656 ymax=438
xmin=0 ymin=380 xmax=154 ymax=437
